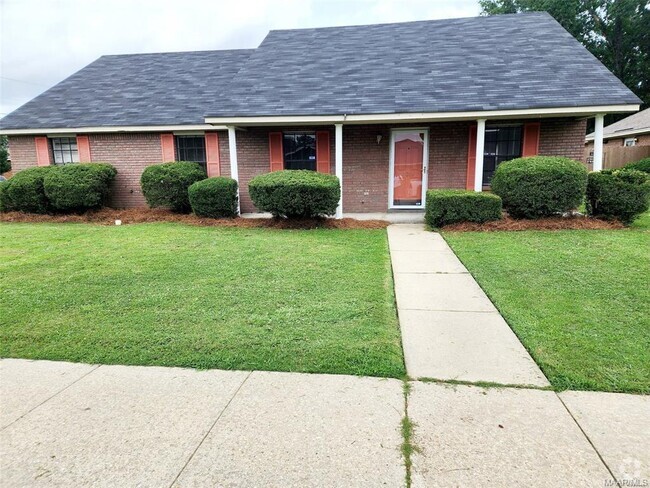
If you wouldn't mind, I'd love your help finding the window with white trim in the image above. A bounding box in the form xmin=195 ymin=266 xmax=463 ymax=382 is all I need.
xmin=624 ymin=138 xmax=637 ymax=147
xmin=51 ymin=137 xmax=79 ymax=164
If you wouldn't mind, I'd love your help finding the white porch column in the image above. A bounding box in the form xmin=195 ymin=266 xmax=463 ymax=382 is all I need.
xmin=227 ymin=126 xmax=240 ymax=214
xmin=593 ymin=114 xmax=605 ymax=171
xmin=474 ymin=118 xmax=486 ymax=192
xmin=335 ymin=123 xmax=343 ymax=219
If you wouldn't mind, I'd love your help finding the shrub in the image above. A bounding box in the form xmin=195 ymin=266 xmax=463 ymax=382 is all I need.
xmin=0 ymin=180 xmax=10 ymax=212
xmin=188 ymin=177 xmax=238 ymax=218
xmin=140 ymin=162 xmax=206 ymax=213
xmin=491 ymin=156 xmax=588 ymax=219
xmin=425 ymin=190 xmax=502 ymax=227
xmin=44 ymin=163 xmax=117 ymax=212
xmin=624 ymin=158 xmax=650 ymax=174
xmin=249 ymin=170 xmax=340 ymax=218
xmin=586 ymin=169 xmax=650 ymax=224
xmin=0 ymin=167 xmax=51 ymax=214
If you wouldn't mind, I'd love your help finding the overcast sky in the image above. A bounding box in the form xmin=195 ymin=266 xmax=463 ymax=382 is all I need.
xmin=0 ymin=0 xmax=480 ymax=117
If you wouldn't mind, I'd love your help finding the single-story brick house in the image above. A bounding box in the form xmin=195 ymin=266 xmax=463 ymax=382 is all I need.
xmin=0 ymin=13 xmax=640 ymax=217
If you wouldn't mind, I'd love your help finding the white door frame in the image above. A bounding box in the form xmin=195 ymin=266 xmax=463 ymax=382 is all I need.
xmin=388 ymin=127 xmax=429 ymax=209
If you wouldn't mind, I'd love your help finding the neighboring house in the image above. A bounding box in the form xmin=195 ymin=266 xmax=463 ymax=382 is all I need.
xmin=0 ymin=13 xmax=640 ymax=217
xmin=584 ymin=108 xmax=650 ymax=167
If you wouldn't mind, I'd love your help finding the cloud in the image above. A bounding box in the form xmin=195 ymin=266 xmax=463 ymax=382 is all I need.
xmin=0 ymin=0 xmax=479 ymax=116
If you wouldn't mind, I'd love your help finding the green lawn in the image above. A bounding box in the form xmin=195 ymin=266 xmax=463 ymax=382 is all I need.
xmin=0 ymin=223 xmax=405 ymax=378
xmin=443 ymin=213 xmax=650 ymax=394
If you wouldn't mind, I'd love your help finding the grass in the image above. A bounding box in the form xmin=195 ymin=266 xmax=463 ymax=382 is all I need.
xmin=0 ymin=222 xmax=405 ymax=378
xmin=443 ymin=212 xmax=650 ymax=394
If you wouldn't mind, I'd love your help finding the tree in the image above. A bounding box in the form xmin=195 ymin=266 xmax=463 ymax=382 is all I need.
xmin=479 ymin=0 xmax=650 ymax=109
xmin=0 ymin=136 xmax=10 ymax=174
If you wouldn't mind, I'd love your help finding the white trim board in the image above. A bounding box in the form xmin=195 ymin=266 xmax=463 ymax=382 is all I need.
xmin=205 ymin=105 xmax=640 ymax=126
xmin=0 ymin=124 xmax=229 ymax=136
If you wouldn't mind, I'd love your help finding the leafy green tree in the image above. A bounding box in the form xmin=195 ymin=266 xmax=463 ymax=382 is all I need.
xmin=479 ymin=0 xmax=650 ymax=109
xmin=0 ymin=136 xmax=10 ymax=174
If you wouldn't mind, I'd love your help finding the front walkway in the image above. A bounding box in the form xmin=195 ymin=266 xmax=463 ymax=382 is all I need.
xmin=388 ymin=224 xmax=548 ymax=386
xmin=2 ymin=359 xmax=648 ymax=487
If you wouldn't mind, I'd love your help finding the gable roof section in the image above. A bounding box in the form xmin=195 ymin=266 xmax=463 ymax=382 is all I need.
xmin=586 ymin=108 xmax=650 ymax=141
xmin=0 ymin=13 xmax=641 ymax=131
xmin=207 ymin=12 xmax=640 ymax=117
xmin=0 ymin=49 xmax=253 ymax=130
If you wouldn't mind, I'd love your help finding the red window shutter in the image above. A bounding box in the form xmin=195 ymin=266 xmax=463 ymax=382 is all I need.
xmin=205 ymin=132 xmax=220 ymax=177
xmin=269 ymin=132 xmax=284 ymax=171
xmin=77 ymin=135 xmax=91 ymax=162
xmin=316 ymin=131 xmax=330 ymax=173
xmin=466 ymin=125 xmax=477 ymax=190
xmin=522 ymin=122 xmax=541 ymax=157
xmin=35 ymin=137 xmax=50 ymax=166
xmin=160 ymin=133 xmax=175 ymax=161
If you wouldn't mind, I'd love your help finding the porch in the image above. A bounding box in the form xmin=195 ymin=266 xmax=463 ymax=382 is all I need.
xmin=217 ymin=113 xmax=593 ymax=217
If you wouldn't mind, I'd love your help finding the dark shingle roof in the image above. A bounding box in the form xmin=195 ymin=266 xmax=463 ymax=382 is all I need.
xmin=0 ymin=49 xmax=253 ymax=129
xmin=0 ymin=13 xmax=640 ymax=129
xmin=208 ymin=12 xmax=639 ymax=117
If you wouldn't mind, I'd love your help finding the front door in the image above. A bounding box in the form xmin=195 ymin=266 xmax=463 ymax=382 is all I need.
xmin=390 ymin=129 xmax=428 ymax=208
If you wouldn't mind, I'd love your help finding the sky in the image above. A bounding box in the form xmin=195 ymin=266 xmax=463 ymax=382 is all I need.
xmin=0 ymin=0 xmax=480 ymax=117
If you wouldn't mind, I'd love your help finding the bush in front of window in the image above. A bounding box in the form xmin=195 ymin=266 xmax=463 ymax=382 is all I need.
xmin=624 ymin=158 xmax=650 ymax=174
xmin=425 ymin=190 xmax=502 ymax=228
xmin=188 ymin=177 xmax=238 ymax=218
xmin=491 ymin=156 xmax=587 ymax=218
xmin=140 ymin=162 xmax=206 ymax=213
xmin=0 ymin=167 xmax=52 ymax=214
xmin=586 ymin=169 xmax=650 ymax=225
xmin=43 ymin=163 xmax=117 ymax=213
xmin=249 ymin=170 xmax=340 ymax=218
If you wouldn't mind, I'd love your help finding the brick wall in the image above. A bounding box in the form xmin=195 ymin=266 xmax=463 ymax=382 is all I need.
xmin=88 ymin=133 xmax=162 ymax=207
xmin=539 ymin=118 xmax=587 ymax=161
xmin=6 ymin=117 xmax=586 ymax=212
xmin=6 ymin=136 xmax=38 ymax=172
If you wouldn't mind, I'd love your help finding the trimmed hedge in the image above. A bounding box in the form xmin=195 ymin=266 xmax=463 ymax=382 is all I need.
xmin=44 ymin=163 xmax=117 ymax=212
xmin=140 ymin=162 xmax=206 ymax=213
xmin=249 ymin=170 xmax=340 ymax=218
xmin=0 ymin=167 xmax=51 ymax=214
xmin=624 ymin=158 xmax=650 ymax=174
xmin=188 ymin=177 xmax=238 ymax=218
xmin=491 ymin=156 xmax=587 ymax=218
xmin=0 ymin=180 xmax=10 ymax=212
xmin=425 ymin=190 xmax=502 ymax=227
xmin=586 ymin=169 xmax=650 ymax=224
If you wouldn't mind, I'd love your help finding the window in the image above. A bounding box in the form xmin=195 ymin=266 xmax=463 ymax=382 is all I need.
xmin=51 ymin=137 xmax=79 ymax=165
xmin=624 ymin=138 xmax=637 ymax=147
xmin=283 ymin=132 xmax=316 ymax=170
xmin=175 ymin=135 xmax=206 ymax=169
xmin=483 ymin=126 xmax=522 ymax=185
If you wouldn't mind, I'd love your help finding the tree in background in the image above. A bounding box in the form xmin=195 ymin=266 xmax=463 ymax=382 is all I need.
xmin=0 ymin=136 xmax=10 ymax=174
xmin=480 ymin=0 xmax=650 ymax=112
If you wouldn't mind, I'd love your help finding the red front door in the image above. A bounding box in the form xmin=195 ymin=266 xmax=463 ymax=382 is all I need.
xmin=392 ymin=131 xmax=425 ymax=206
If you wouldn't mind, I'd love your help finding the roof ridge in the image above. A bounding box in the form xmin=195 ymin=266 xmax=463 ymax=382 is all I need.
xmin=100 ymin=48 xmax=255 ymax=58
xmin=267 ymin=11 xmax=551 ymax=34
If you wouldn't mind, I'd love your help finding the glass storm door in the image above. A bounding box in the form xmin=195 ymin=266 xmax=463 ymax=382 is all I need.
xmin=390 ymin=130 xmax=427 ymax=207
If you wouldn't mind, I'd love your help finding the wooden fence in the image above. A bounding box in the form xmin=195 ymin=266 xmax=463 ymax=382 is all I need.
xmin=584 ymin=145 xmax=650 ymax=170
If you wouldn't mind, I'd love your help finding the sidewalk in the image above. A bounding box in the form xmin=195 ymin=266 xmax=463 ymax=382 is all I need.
xmin=2 ymin=359 xmax=648 ymax=487
xmin=388 ymin=224 xmax=549 ymax=387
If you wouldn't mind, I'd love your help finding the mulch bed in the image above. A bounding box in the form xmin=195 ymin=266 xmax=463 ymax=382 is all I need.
xmin=442 ymin=214 xmax=625 ymax=231
xmin=0 ymin=208 xmax=390 ymax=230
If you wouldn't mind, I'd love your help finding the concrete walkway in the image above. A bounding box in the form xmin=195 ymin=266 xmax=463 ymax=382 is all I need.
xmin=388 ymin=224 xmax=549 ymax=387
xmin=2 ymin=359 xmax=648 ymax=487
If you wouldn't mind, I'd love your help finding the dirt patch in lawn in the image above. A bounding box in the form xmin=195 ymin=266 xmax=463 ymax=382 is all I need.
xmin=443 ymin=215 xmax=625 ymax=232
xmin=0 ymin=208 xmax=390 ymax=229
